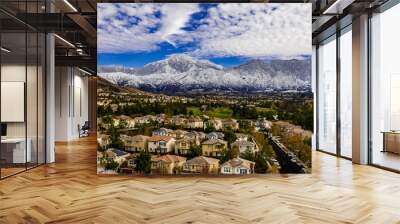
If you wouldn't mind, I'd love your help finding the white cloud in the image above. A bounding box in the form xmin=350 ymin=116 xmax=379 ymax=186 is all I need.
xmin=158 ymin=4 xmax=199 ymax=46
xmin=97 ymin=3 xmax=199 ymax=53
xmin=187 ymin=3 xmax=312 ymax=58
xmin=97 ymin=3 xmax=312 ymax=58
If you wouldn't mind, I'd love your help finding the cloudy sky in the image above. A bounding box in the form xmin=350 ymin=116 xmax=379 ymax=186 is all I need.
xmin=98 ymin=3 xmax=311 ymax=68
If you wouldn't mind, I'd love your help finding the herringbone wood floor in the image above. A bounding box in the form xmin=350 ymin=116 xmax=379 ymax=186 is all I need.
xmin=1 ymin=136 xmax=400 ymax=224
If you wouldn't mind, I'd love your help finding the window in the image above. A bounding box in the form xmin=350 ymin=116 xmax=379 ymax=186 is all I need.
xmin=223 ymin=167 xmax=231 ymax=173
xmin=317 ymin=36 xmax=337 ymax=154
xmin=0 ymin=2 xmax=46 ymax=179
xmin=370 ymin=3 xmax=400 ymax=171
xmin=339 ymin=28 xmax=352 ymax=158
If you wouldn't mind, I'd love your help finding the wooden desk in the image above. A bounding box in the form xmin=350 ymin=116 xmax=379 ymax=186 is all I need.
xmin=382 ymin=131 xmax=400 ymax=154
xmin=1 ymin=138 xmax=31 ymax=164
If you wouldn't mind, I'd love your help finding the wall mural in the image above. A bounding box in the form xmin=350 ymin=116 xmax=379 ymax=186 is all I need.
xmin=97 ymin=3 xmax=312 ymax=175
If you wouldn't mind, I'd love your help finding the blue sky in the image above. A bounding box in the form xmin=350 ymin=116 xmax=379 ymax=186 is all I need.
xmin=97 ymin=3 xmax=311 ymax=68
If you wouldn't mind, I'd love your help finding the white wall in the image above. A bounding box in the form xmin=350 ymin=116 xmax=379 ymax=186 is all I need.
xmin=1 ymin=65 xmax=26 ymax=138
xmin=55 ymin=67 xmax=89 ymax=141
xmin=1 ymin=63 xmax=46 ymax=164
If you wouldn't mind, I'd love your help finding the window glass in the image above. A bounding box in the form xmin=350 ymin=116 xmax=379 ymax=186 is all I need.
xmin=340 ymin=29 xmax=352 ymax=158
xmin=371 ymin=4 xmax=400 ymax=171
xmin=317 ymin=36 xmax=337 ymax=154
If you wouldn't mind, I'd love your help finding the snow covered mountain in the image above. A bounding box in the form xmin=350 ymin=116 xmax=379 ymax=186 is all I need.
xmin=99 ymin=54 xmax=311 ymax=95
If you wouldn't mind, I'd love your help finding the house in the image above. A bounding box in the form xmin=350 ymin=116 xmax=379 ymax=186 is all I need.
xmin=144 ymin=115 xmax=156 ymax=121
xmin=255 ymin=118 xmax=272 ymax=131
xmin=97 ymin=151 xmax=104 ymax=165
xmin=183 ymin=156 xmax=220 ymax=174
xmin=97 ymin=134 xmax=110 ymax=149
xmin=152 ymin=128 xmax=173 ymax=137
xmin=134 ymin=116 xmax=151 ymax=125
xmin=220 ymin=157 xmax=255 ymax=175
xmin=113 ymin=115 xmax=135 ymax=128
xmin=126 ymin=154 xmax=138 ymax=169
xmin=204 ymin=119 xmax=223 ymax=130
xmin=175 ymin=138 xmax=194 ymax=155
xmin=239 ymin=119 xmax=254 ymax=130
xmin=151 ymin=155 xmax=187 ymax=174
xmin=110 ymin=104 xmax=118 ymax=112
xmin=119 ymin=154 xmax=138 ymax=173
xmin=147 ymin=136 xmax=176 ymax=154
xmin=206 ymin=132 xmax=224 ymax=140
xmin=170 ymin=129 xmax=188 ymax=139
xmin=201 ymin=139 xmax=228 ymax=157
xmin=235 ymin=133 xmax=249 ymax=141
xmin=185 ymin=131 xmax=206 ymax=143
xmin=231 ymin=140 xmax=258 ymax=153
xmin=186 ymin=117 xmax=204 ymax=129
xmin=98 ymin=117 xmax=111 ymax=129
xmin=222 ymin=118 xmax=239 ymax=130
xmin=155 ymin=113 xmax=166 ymax=124
xmin=170 ymin=115 xmax=187 ymax=126
xmin=122 ymin=135 xmax=149 ymax=152
xmin=105 ymin=148 xmax=130 ymax=164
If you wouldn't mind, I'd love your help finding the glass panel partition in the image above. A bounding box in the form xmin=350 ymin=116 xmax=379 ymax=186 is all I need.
xmin=370 ymin=3 xmax=400 ymax=171
xmin=0 ymin=2 xmax=46 ymax=179
xmin=339 ymin=28 xmax=352 ymax=158
xmin=1 ymin=31 xmax=28 ymax=177
xmin=317 ymin=36 xmax=337 ymax=154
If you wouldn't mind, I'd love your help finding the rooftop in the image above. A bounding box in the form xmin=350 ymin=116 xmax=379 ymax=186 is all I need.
xmin=185 ymin=156 xmax=220 ymax=165
xmin=221 ymin=157 xmax=255 ymax=169
xmin=152 ymin=155 xmax=187 ymax=163
xmin=202 ymin=139 xmax=227 ymax=145
xmin=148 ymin=136 xmax=174 ymax=142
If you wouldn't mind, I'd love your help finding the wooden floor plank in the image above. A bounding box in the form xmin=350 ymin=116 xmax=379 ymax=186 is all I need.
xmin=0 ymin=136 xmax=399 ymax=224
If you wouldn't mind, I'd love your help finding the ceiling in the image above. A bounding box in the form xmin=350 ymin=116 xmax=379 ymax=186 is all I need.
xmin=0 ymin=0 xmax=391 ymax=73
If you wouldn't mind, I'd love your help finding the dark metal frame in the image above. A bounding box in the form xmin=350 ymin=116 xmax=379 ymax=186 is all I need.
xmin=315 ymin=23 xmax=353 ymax=161
xmin=315 ymin=44 xmax=319 ymax=152
xmin=336 ymin=24 xmax=341 ymax=158
xmin=0 ymin=0 xmax=47 ymax=180
xmin=367 ymin=10 xmax=373 ymax=166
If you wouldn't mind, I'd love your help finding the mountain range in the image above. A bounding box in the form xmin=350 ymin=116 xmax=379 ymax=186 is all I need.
xmin=98 ymin=54 xmax=311 ymax=95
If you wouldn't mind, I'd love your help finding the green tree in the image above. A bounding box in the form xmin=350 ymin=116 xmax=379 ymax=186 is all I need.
xmin=187 ymin=145 xmax=201 ymax=159
xmin=135 ymin=150 xmax=152 ymax=174
xmin=204 ymin=125 xmax=216 ymax=133
xmin=228 ymin=147 xmax=240 ymax=160
xmin=240 ymin=149 xmax=255 ymax=162
xmin=118 ymin=120 xmax=128 ymax=129
xmin=254 ymin=154 xmax=269 ymax=173
xmin=102 ymin=115 xmax=113 ymax=126
xmin=103 ymin=158 xmax=119 ymax=170
xmin=224 ymin=129 xmax=237 ymax=144
xmin=108 ymin=125 xmax=124 ymax=149
xmin=97 ymin=143 xmax=105 ymax=152
xmin=220 ymin=147 xmax=240 ymax=163
xmin=261 ymin=144 xmax=276 ymax=159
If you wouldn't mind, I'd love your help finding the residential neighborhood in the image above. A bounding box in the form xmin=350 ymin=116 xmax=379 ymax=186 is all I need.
xmin=97 ymin=86 xmax=313 ymax=175
xmin=97 ymin=111 xmax=285 ymax=175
